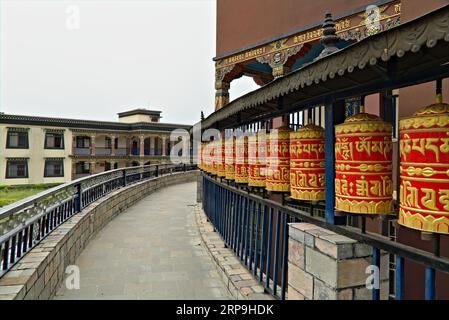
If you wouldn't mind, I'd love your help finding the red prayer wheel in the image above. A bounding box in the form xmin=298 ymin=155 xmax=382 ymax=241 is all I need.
xmin=225 ymin=136 xmax=236 ymax=180
xmin=266 ymin=127 xmax=291 ymax=192
xmin=235 ymin=135 xmax=248 ymax=184
xmin=398 ymin=101 xmax=449 ymax=234
xmin=290 ymin=124 xmax=325 ymax=201
xmin=335 ymin=113 xmax=393 ymax=214
xmin=216 ymin=139 xmax=226 ymax=177
xmin=248 ymin=131 xmax=267 ymax=187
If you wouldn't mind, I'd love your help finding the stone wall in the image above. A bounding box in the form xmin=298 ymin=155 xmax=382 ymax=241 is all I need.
xmin=287 ymin=223 xmax=389 ymax=300
xmin=0 ymin=171 xmax=199 ymax=300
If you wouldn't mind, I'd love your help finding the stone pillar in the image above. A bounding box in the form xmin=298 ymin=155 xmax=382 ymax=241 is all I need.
xmin=90 ymin=134 xmax=96 ymax=156
xmin=140 ymin=135 xmax=145 ymax=157
xmin=215 ymin=81 xmax=230 ymax=111
xmin=111 ymin=135 xmax=116 ymax=156
xmin=162 ymin=136 xmax=167 ymax=156
xmin=287 ymin=223 xmax=389 ymax=300
xmin=150 ymin=136 xmax=155 ymax=156
xmin=71 ymin=162 xmax=76 ymax=180
xmin=90 ymin=161 xmax=96 ymax=175
xmin=72 ymin=136 xmax=76 ymax=155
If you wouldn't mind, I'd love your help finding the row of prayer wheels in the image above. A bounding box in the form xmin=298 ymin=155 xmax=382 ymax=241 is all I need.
xmin=199 ymin=99 xmax=449 ymax=234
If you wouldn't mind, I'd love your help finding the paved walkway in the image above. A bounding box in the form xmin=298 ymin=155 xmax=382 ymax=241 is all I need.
xmin=54 ymin=182 xmax=231 ymax=300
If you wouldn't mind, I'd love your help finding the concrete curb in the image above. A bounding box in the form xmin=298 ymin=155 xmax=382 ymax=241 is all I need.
xmin=194 ymin=204 xmax=273 ymax=301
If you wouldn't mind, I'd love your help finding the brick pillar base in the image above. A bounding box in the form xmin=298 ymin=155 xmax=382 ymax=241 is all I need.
xmin=287 ymin=223 xmax=389 ymax=300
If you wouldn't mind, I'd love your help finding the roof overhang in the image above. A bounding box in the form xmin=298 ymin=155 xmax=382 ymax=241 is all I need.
xmin=203 ymin=4 xmax=449 ymax=130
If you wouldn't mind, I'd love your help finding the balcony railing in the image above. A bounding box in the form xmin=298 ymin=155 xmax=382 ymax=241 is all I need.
xmin=96 ymin=147 xmax=112 ymax=156
xmin=73 ymin=148 xmax=90 ymax=156
xmin=0 ymin=163 xmax=197 ymax=277
xmin=115 ymin=148 xmax=127 ymax=156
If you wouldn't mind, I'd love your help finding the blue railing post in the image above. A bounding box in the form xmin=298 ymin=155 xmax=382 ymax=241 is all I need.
xmin=74 ymin=183 xmax=82 ymax=212
xmin=265 ymin=207 xmax=274 ymax=290
xmin=122 ymin=169 xmax=127 ymax=187
xmin=425 ymin=267 xmax=436 ymax=300
xmin=324 ymin=98 xmax=346 ymax=225
xmin=372 ymin=246 xmax=381 ymax=300
xmin=395 ymin=255 xmax=405 ymax=300
xmin=280 ymin=211 xmax=289 ymax=300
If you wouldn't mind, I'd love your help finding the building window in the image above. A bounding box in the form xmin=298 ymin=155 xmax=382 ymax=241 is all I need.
xmin=6 ymin=131 xmax=29 ymax=149
xmin=6 ymin=160 xmax=28 ymax=179
xmin=105 ymin=137 xmax=112 ymax=149
xmin=45 ymin=133 xmax=64 ymax=149
xmin=76 ymin=137 xmax=91 ymax=148
xmin=44 ymin=160 xmax=64 ymax=177
xmin=75 ymin=162 xmax=90 ymax=174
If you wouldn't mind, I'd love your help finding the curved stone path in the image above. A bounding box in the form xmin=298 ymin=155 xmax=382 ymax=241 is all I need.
xmin=54 ymin=182 xmax=231 ymax=300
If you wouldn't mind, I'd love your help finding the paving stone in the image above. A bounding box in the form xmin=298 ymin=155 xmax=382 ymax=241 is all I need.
xmin=55 ymin=182 xmax=232 ymax=300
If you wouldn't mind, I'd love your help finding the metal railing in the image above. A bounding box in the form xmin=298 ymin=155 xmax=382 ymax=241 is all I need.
xmin=0 ymin=163 xmax=197 ymax=277
xmin=73 ymin=147 xmax=91 ymax=155
xmin=202 ymin=173 xmax=449 ymax=300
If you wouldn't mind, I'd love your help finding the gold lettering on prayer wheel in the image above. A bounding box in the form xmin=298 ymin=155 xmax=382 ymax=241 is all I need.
xmin=235 ymin=135 xmax=249 ymax=183
xmin=266 ymin=127 xmax=291 ymax=192
xmin=225 ymin=135 xmax=236 ymax=180
xmin=335 ymin=113 xmax=393 ymax=214
xmin=216 ymin=139 xmax=226 ymax=177
xmin=398 ymin=102 xmax=449 ymax=234
xmin=248 ymin=131 xmax=267 ymax=187
xmin=290 ymin=124 xmax=325 ymax=201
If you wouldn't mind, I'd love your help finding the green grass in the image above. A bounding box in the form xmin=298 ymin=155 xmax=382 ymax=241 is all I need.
xmin=0 ymin=184 xmax=61 ymax=207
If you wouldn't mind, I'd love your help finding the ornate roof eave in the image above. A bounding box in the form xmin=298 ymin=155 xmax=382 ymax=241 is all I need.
xmin=202 ymin=5 xmax=449 ymax=130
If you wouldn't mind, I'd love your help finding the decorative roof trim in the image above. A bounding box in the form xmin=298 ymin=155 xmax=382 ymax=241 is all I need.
xmin=0 ymin=114 xmax=191 ymax=132
xmin=7 ymin=127 xmax=30 ymax=132
xmin=118 ymin=109 xmax=163 ymax=117
xmin=203 ymin=5 xmax=449 ymax=129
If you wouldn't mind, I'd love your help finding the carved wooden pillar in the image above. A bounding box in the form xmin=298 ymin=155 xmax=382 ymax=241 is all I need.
xmin=162 ymin=136 xmax=167 ymax=156
xmin=215 ymin=81 xmax=230 ymax=111
xmin=72 ymin=136 xmax=76 ymax=155
xmin=150 ymin=136 xmax=155 ymax=156
xmin=140 ymin=135 xmax=145 ymax=157
xmin=71 ymin=162 xmax=76 ymax=180
xmin=90 ymin=161 xmax=96 ymax=175
xmin=90 ymin=134 xmax=96 ymax=156
xmin=111 ymin=135 xmax=116 ymax=156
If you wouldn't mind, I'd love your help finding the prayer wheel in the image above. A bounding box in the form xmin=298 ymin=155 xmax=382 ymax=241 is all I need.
xmin=266 ymin=127 xmax=291 ymax=192
xmin=225 ymin=136 xmax=236 ymax=180
xmin=235 ymin=135 xmax=248 ymax=184
xmin=290 ymin=124 xmax=325 ymax=201
xmin=248 ymin=131 xmax=267 ymax=187
xmin=335 ymin=113 xmax=393 ymax=214
xmin=398 ymin=100 xmax=449 ymax=234
xmin=216 ymin=139 xmax=226 ymax=177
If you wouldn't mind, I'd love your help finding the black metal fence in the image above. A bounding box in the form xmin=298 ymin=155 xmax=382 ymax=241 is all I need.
xmin=0 ymin=163 xmax=196 ymax=278
xmin=202 ymin=173 xmax=449 ymax=300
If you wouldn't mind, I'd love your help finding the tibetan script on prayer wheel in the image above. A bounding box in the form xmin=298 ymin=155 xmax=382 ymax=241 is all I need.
xmin=225 ymin=135 xmax=236 ymax=180
xmin=266 ymin=127 xmax=291 ymax=192
xmin=216 ymin=139 xmax=226 ymax=177
xmin=335 ymin=113 xmax=393 ymax=214
xmin=235 ymin=135 xmax=249 ymax=183
xmin=290 ymin=124 xmax=325 ymax=201
xmin=398 ymin=102 xmax=449 ymax=234
xmin=248 ymin=131 xmax=267 ymax=187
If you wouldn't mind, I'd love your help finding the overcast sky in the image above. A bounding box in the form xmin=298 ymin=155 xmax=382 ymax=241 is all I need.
xmin=0 ymin=0 xmax=259 ymax=125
